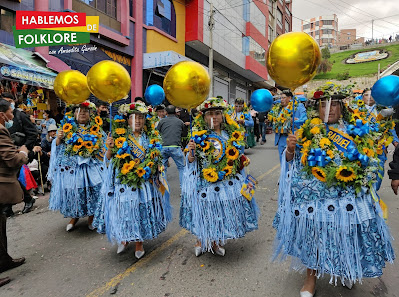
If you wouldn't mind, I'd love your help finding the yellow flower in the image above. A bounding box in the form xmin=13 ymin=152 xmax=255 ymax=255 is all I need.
xmin=192 ymin=130 xmax=207 ymax=137
xmin=202 ymin=141 xmax=211 ymax=151
xmin=296 ymin=128 xmax=304 ymax=140
xmin=121 ymin=161 xmax=134 ymax=175
xmin=231 ymin=130 xmax=244 ymax=141
xmin=352 ymin=109 xmax=364 ymax=121
xmin=310 ymin=126 xmax=320 ymax=134
xmin=136 ymin=167 xmax=146 ymax=177
xmin=227 ymin=159 xmax=235 ymax=167
xmin=147 ymin=161 xmax=154 ymax=168
xmin=303 ymin=140 xmax=312 ymax=149
xmin=202 ymin=168 xmax=218 ymax=183
xmin=115 ymin=119 xmax=126 ymax=123
xmin=83 ymin=141 xmax=93 ymax=149
xmin=312 ymin=167 xmax=327 ymax=182
xmin=94 ymin=116 xmax=103 ymax=126
xmin=116 ymin=153 xmax=130 ymax=159
xmin=310 ymin=118 xmax=322 ymax=125
xmin=223 ymin=166 xmax=233 ymax=176
xmin=150 ymin=139 xmax=157 ymax=144
xmin=327 ymin=150 xmax=334 ymax=159
xmin=63 ymin=123 xmax=73 ymax=133
xmin=335 ymin=166 xmax=356 ymax=182
xmin=301 ymin=149 xmax=308 ymax=165
xmin=115 ymin=128 xmax=126 ymax=135
xmin=154 ymin=130 xmax=159 ymax=136
xmin=357 ymin=100 xmax=365 ymax=107
xmin=320 ymin=138 xmax=331 ymax=148
xmin=115 ymin=137 xmax=126 ymax=148
xmin=90 ymin=125 xmax=100 ymax=134
xmin=73 ymin=138 xmax=83 ymax=151
xmin=150 ymin=151 xmax=159 ymax=159
xmin=226 ymin=146 xmax=239 ymax=160
xmin=363 ymin=147 xmax=375 ymax=158
xmin=239 ymin=114 xmax=245 ymax=120
xmin=67 ymin=132 xmax=73 ymax=139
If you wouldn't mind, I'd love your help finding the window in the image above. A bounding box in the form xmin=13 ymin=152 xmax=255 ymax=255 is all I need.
xmin=268 ymin=25 xmax=274 ymax=42
xmin=80 ymin=0 xmax=117 ymax=18
xmin=285 ymin=20 xmax=290 ymax=33
xmin=156 ymin=0 xmax=171 ymax=21
xmin=249 ymin=38 xmax=266 ymax=65
xmin=0 ymin=8 xmax=15 ymax=33
xmin=250 ymin=2 xmax=266 ymax=36
xmin=277 ymin=8 xmax=283 ymax=27
xmin=316 ymin=21 xmax=319 ymax=26
xmin=153 ymin=0 xmax=176 ymax=37
xmin=323 ymin=20 xmax=333 ymax=25
xmin=315 ymin=30 xmax=319 ymax=35
xmin=303 ymin=23 xmax=310 ymax=30
xmin=322 ymin=29 xmax=333 ymax=34
xmin=129 ymin=0 xmax=133 ymax=17
xmin=348 ymin=36 xmax=350 ymax=40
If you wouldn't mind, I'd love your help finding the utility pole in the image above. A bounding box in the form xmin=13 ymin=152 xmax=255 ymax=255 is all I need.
xmin=371 ymin=19 xmax=374 ymax=44
xmin=208 ymin=0 xmax=215 ymax=97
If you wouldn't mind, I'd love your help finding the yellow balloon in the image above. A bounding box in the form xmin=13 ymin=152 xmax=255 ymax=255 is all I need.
xmin=163 ymin=61 xmax=210 ymax=109
xmin=86 ymin=60 xmax=131 ymax=104
xmin=53 ymin=70 xmax=90 ymax=105
xmin=266 ymin=32 xmax=321 ymax=91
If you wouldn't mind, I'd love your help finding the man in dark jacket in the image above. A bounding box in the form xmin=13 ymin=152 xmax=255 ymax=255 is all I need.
xmin=388 ymin=146 xmax=399 ymax=194
xmin=1 ymin=93 xmax=37 ymax=215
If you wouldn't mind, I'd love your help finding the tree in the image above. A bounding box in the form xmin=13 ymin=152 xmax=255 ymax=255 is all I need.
xmin=317 ymin=59 xmax=333 ymax=74
xmin=321 ymin=47 xmax=331 ymax=59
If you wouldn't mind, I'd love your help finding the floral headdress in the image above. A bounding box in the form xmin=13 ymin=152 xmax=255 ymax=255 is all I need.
xmin=310 ymin=82 xmax=355 ymax=100
xmin=198 ymin=97 xmax=228 ymax=112
xmin=118 ymin=102 xmax=149 ymax=115
xmin=69 ymin=100 xmax=97 ymax=112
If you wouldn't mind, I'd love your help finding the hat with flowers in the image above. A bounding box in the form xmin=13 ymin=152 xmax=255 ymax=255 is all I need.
xmin=310 ymin=82 xmax=354 ymax=101
xmin=70 ymin=100 xmax=97 ymax=112
xmin=118 ymin=101 xmax=149 ymax=115
xmin=198 ymin=97 xmax=228 ymax=112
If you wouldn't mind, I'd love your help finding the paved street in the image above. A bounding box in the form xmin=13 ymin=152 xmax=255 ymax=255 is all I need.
xmin=2 ymin=140 xmax=399 ymax=297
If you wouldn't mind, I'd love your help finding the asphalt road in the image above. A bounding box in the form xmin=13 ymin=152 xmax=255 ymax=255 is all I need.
xmin=2 ymin=139 xmax=399 ymax=297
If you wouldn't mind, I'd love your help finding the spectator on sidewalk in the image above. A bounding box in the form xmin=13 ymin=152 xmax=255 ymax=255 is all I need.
xmin=177 ymin=108 xmax=190 ymax=149
xmin=54 ymin=106 xmax=65 ymax=125
xmin=96 ymin=101 xmax=110 ymax=134
xmin=257 ymin=111 xmax=268 ymax=145
xmin=155 ymin=104 xmax=166 ymax=128
xmin=0 ymin=98 xmax=27 ymax=287
xmin=156 ymin=105 xmax=185 ymax=187
xmin=39 ymin=110 xmax=56 ymax=141
xmin=1 ymin=93 xmax=37 ymax=216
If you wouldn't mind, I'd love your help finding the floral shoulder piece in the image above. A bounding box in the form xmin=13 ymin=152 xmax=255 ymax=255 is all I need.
xmin=268 ymin=100 xmax=297 ymax=134
xmin=109 ymin=105 xmax=163 ymax=188
xmin=187 ymin=110 xmax=249 ymax=183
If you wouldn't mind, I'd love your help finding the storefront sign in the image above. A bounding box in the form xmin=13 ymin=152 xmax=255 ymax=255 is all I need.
xmin=346 ymin=50 xmax=389 ymax=64
xmin=0 ymin=65 xmax=55 ymax=89
xmin=13 ymin=11 xmax=99 ymax=48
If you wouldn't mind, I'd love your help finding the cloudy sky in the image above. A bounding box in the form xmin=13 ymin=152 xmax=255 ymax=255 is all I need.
xmin=292 ymin=0 xmax=399 ymax=40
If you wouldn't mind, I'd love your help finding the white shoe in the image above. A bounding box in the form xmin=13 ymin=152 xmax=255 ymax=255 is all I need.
xmin=194 ymin=246 xmax=202 ymax=257
xmin=214 ymin=246 xmax=225 ymax=256
xmin=343 ymin=279 xmax=353 ymax=289
xmin=66 ymin=224 xmax=74 ymax=232
xmin=88 ymin=224 xmax=95 ymax=231
xmin=117 ymin=243 xmax=127 ymax=254
xmin=300 ymin=291 xmax=314 ymax=297
xmin=135 ymin=250 xmax=145 ymax=259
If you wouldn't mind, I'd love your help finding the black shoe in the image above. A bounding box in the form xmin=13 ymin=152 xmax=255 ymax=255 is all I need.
xmin=22 ymin=198 xmax=35 ymax=214
xmin=261 ymin=141 xmax=266 ymax=145
xmin=0 ymin=277 xmax=11 ymax=287
xmin=0 ymin=257 xmax=25 ymax=273
xmin=2 ymin=206 xmax=14 ymax=217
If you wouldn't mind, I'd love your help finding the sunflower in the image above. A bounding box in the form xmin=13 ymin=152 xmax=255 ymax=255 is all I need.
xmin=223 ymin=166 xmax=233 ymax=176
xmin=202 ymin=168 xmax=218 ymax=183
xmin=133 ymin=158 xmax=141 ymax=167
xmin=115 ymin=128 xmax=126 ymax=135
xmin=94 ymin=116 xmax=103 ymax=126
xmin=310 ymin=126 xmax=320 ymax=134
xmin=147 ymin=161 xmax=154 ymax=168
xmin=121 ymin=161 xmax=135 ymax=175
xmin=67 ymin=132 xmax=73 ymax=139
xmin=226 ymin=146 xmax=239 ymax=160
xmin=327 ymin=149 xmax=335 ymax=159
xmin=227 ymin=159 xmax=235 ymax=167
xmin=352 ymin=110 xmax=364 ymax=121
xmin=335 ymin=166 xmax=357 ymax=182
xmin=357 ymin=100 xmax=365 ymax=107
xmin=310 ymin=118 xmax=322 ymax=125
xmin=192 ymin=130 xmax=207 ymax=137
xmin=90 ymin=125 xmax=100 ymax=134
xmin=303 ymin=140 xmax=312 ymax=149
xmin=115 ymin=119 xmax=125 ymax=123
xmin=150 ymin=139 xmax=157 ymax=144
xmin=73 ymin=138 xmax=83 ymax=151
xmin=320 ymin=138 xmax=331 ymax=148
xmin=63 ymin=123 xmax=73 ymax=133
xmin=84 ymin=141 xmax=93 ymax=149
xmin=136 ymin=167 xmax=146 ymax=177
xmin=231 ymin=130 xmax=244 ymax=141
xmin=115 ymin=137 xmax=126 ymax=148
xmin=150 ymin=151 xmax=159 ymax=159
xmin=296 ymin=128 xmax=304 ymax=140
xmin=154 ymin=130 xmax=159 ymax=136
xmin=116 ymin=153 xmax=130 ymax=159
xmin=239 ymin=114 xmax=245 ymax=120
xmin=312 ymin=167 xmax=327 ymax=182
xmin=363 ymin=147 xmax=375 ymax=158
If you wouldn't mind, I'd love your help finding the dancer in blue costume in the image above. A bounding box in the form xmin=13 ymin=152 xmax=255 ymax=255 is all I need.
xmin=181 ymin=97 xmax=259 ymax=257
xmin=268 ymin=90 xmax=307 ymax=162
xmin=48 ymin=101 xmax=105 ymax=232
xmin=273 ymin=91 xmax=395 ymax=297
xmin=228 ymin=98 xmax=255 ymax=148
xmin=94 ymin=102 xmax=172 ymax=259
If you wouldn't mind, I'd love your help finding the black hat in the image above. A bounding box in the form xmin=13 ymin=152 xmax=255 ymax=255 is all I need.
xmin=155 ymin=104 xmax=165 ymax=111
xmin=331 ymin=94 xmax=346 ymax=100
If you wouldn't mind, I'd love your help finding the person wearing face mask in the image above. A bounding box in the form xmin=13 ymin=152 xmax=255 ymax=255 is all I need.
xmin=93 ymin=102 xmax=172 ymax=258
xmin=181 ymin=98 xmax=259 ymax=257
xmin=0 ymin=98 xmax=28 ymax=287
xmin=48 ymin=101 xmax=106 ymax=232
xmin=268 ymin=90 xmax=307 ymax=163
xmin=39 ymin=110 xmax=56 ymax=141
xmin=1 ymin=93 xmax=38 ymax=216
xmin=273 ymin=90 xmax=395 ymax=297
xmin=96 ymin=101 xmax=110 ymax=134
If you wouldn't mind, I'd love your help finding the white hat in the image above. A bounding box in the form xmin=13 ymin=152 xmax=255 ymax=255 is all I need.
xmin=48 ymin=124 xmax=58 ymax=132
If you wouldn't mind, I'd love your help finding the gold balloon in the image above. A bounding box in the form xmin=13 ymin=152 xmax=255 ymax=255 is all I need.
xmin=53 ymin=70 xmax=90 ymax=105
xmin=266 ymin=32 xmax=321 ymax=91
xmin=163 ymin=61 xmax=210 ymax=109
xmin=86 ymin=60 xmax=131 ymax=104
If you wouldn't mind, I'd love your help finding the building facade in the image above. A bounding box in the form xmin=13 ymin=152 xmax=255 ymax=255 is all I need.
xmin=301 ymin=14 xmax=338 ymax=48
xmin=337 ymin=29 xmax=365 ymax=47
xmin=185 ymin=0 xmax=292 ymax=103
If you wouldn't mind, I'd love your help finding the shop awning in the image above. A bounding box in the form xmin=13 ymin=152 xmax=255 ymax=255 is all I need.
xmin=0 ymin=43 xmax=61 ymax=89
xmin=143 ymin=50 xmax=190 ymax=69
